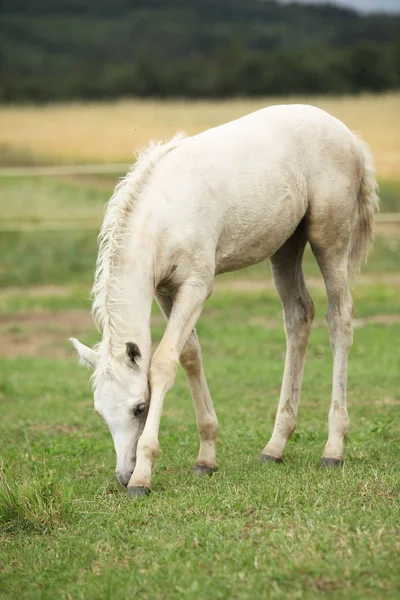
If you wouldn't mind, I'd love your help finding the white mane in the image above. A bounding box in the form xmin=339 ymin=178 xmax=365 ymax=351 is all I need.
xmin=92 ymin=133 xmax=186 ymax=359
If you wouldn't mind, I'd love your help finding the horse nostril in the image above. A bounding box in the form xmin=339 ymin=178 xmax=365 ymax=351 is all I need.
xmin=116 ymin=471 xmax=133 ymax=488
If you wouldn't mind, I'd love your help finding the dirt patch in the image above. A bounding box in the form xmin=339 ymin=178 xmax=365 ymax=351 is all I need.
xmin=0 ymin=309 xmax=162 ymax=358
xmin=51 ymin=174 xmax=118 ymax=190
xmin=0 ymin=331 xmax=72 ymax=358
xmin=1 ymin=303 xmax=398 ymax=359
xmin=0 ymin=284 xmax=76 ymax=299
xmin=375 ymin=221 xmax=400 ymax=237
xmin=2 ymin=272 xmax=400 ymax=301
xmin=0 ymin=308 xmax=92 ymax=328
xmin=28 ymin=423 xmax=86 ymax=435
xmin=249 ymin=314 xmax=400 ymax=330
xmin=379 ymin=396 xmax=400 ymax=405
xmin=248 ymin=316 xmax=282 ymax=329
xmin=0 ymin=308 xmax=220 ymax=358
xmin=354 ymin=314 xmax=400 ymax=327
xmin=313 ymin=579 xmax=348 ymax=592
xmin=214 ymin=273 xmax=400 ymax=293
xmin=0 ymin=309 xmax=94 ymax=358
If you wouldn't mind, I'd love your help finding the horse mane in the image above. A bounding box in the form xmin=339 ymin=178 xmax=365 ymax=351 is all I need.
xmin=91 ymin=133 xmax=186 ymax=354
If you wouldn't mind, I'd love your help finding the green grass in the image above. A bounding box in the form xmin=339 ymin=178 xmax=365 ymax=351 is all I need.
xmin=0 ymin=230 xmax=98 ymax=286
xmin=1 ymin=230 xmax=400 ymax=288
xmin=0 ymin=174 xmax=399 ymax=598
xmin=0 ymin=176 xmax=110 ymax=220
xmin=1 ymin=284 xmax=400 ymax=598
xmin=378 ymin=180 xmax=400 ymax=213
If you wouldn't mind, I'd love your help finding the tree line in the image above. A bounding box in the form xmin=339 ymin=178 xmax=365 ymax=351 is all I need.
xmin=1 ymin=0 xmax=399 ymax=101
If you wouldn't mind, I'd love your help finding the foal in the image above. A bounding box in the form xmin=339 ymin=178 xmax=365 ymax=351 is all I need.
xmin=71 ymin=105 xmax=378 ymax=496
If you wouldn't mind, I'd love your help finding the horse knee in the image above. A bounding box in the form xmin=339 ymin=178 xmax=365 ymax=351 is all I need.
xmin=301 ymin=293 xmax=316 ymax=324
xmin=198 ymin=417 xmax=218 ymax=441
xmin=137 ymin=435 xmax=159 ymax=462
xmin=326 ymin=305 xmax=353 ymax=353
xmin=284 ymin=293 xmax=314 ymax=343
xmin=150 ymin=347 xmax=179 ymax=392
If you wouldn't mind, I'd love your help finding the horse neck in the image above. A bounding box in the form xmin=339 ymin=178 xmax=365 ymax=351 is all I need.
xmin=102 ymin=238 xmax=154 ymax=373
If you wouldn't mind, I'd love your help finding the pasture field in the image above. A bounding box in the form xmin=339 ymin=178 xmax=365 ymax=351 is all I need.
xmin=0 ymin=172 xmax=400 ymax=599
xmin=0 ymin=93 xmax=400 ymax=180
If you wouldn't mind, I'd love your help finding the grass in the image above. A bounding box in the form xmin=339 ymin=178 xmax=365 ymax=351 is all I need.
xmin=0 ymin=176 xmax=110 ymax=221
xmin=1 ymin=226 xmax=399 ymax=288
xmin=0 ymin=93 xmax=400 ymax=179
xmin=1 ymin=158 xmax=399 ymax=598
xmin=0 ymin=283 xmax=399 ymax=598
xmin=1 ymin=228 xmax=399 ymax=288
xmin=0 ymin=465 xmax=75 ymax=534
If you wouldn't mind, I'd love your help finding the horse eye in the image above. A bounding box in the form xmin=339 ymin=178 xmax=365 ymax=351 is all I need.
xmin=133 ymin=402 xmax=146 ymax=417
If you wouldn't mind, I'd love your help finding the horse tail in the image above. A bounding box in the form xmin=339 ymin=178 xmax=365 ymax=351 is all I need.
xmin=349 ymin=136 xmax=379 ymax=275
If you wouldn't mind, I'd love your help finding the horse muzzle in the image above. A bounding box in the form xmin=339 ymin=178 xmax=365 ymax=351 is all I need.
xmin=116 ymin=470 xmax=134 ymax=487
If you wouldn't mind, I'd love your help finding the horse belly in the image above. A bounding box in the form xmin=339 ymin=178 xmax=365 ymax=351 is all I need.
xmin=215 ymin=194 xmax=307 ymax=275
xmin=215 ymin=227 xmax=286 ymax=274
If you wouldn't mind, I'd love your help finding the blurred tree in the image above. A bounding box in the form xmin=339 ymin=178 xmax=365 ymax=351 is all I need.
xmin=0 ymin=0 xmax=399 ymax=100
xmin=347 ymin=43 xmax=396 ymax=92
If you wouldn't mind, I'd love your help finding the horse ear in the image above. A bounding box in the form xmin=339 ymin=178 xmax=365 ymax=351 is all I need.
xmin=126 ymin=342 xmax=141 ymax=365
xmin=69 ymin=338 xmax=98 ymax=369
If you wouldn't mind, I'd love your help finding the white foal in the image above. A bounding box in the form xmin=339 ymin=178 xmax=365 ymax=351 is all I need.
xmin=70 ymin=105 xmax=378 ymax=496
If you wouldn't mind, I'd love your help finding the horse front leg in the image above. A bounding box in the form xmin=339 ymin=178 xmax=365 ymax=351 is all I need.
xmin=127 ymin=278 xmax=212 ymax=497
xmin=180 ymin=331 xmax=218 ymax=474
xmin=156 ymin=293 xmax=218 ymax=475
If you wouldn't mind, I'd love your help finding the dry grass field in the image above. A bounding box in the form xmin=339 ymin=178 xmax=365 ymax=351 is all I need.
xmin=0 ymin=93 xmax=399 ymax=180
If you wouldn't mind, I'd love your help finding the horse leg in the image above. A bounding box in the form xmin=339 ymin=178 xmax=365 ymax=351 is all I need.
xmin=156 ymin=293 xmax=218 ymax=474
xmin=312 ymin=247 xmax=353 ymax=467
xmin=128 ymin=277 xmax=212 ymax=495
xmin=260 ymin=223 xmax=315 ymax=463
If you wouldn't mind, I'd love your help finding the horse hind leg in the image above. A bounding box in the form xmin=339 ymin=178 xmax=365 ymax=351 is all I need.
xmin=260 ymin=222 xmax=315 ymax=463
xmin=309 ymin=224 xmax=354 ymax=467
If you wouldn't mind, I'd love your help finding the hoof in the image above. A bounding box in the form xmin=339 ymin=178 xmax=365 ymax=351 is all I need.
xmin=127 ymin=486 xmax=151 ymax=498
xmin=259 ymin=454 xmax=283 ymax=464
xmin=321 ymin=457 xmax=343 ymax=468
xmin=194 ymin=464 xmax=217 ymax=476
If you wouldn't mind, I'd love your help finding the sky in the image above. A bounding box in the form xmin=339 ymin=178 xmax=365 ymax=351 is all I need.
xmin=278 ymin=0 xmax=400 ymax=13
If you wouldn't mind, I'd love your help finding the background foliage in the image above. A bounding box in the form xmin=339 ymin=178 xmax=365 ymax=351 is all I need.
xmin=2 ymin=0 xmax=400 ymax=101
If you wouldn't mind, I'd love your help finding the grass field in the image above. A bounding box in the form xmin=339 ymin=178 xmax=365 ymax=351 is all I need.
xmin=1 ymin=280 xmax=400 ymax=599
xmin=1 ymin=99 xmax=400 ymax=598
xmin=0 ymin=94 xmax=400 ymax=180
